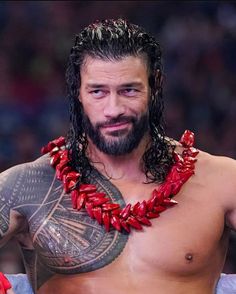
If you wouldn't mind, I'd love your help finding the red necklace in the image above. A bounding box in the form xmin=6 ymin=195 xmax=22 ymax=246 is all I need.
xmin=41 ymin=130 xmax=198 ymax=233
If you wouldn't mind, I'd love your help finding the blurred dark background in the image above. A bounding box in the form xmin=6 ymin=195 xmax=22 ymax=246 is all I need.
xmin=0 ymin=1 xmax=235 ymax=274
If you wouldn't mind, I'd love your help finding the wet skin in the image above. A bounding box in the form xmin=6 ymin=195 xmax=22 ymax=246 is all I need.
xmin=1 ymin=56 xmax=236 ymax=293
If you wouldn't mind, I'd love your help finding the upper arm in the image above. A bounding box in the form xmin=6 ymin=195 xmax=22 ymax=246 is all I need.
xmin=0 ymin=165 xmax=26 ymax=247
xmin=226 ymin=207 xmax=236 ymax=230
xmin=219 ymin=157 xmax=236 ymax=230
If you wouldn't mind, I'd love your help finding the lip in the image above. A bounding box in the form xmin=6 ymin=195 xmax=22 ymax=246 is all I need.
xmin=101 ymin=122 xmax=130 ymax=131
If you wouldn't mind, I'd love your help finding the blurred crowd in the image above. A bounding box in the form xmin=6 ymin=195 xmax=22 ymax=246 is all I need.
xmin=0 ymin=1 xmax=236 ymax=273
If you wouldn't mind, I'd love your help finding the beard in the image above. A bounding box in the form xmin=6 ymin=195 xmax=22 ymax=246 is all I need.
xmin=83 ymin=113 xmax=149 ymax=156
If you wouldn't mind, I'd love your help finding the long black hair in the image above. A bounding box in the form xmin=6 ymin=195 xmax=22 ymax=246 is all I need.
xmin=65 ymin=19 xmax=174 ymax=183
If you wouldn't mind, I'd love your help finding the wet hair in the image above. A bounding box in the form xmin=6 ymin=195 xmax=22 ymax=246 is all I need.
xmin=65 ymin=18 xmax=174 ymax=183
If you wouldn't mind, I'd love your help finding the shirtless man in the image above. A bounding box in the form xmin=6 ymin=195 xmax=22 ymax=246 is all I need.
xmin=0 ymin=19 xmax=236 ymax=294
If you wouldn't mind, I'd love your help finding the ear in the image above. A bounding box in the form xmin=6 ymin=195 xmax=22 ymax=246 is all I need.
xmin=78 ymin=90 xmax=83 ymax=103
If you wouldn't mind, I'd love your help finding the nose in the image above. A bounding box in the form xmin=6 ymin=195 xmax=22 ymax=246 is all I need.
xmin=103 ymin=93 xmax=125 ymax=118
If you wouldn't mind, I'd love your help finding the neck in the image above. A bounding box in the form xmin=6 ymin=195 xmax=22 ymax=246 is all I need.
xmin=87 ymin=135 xmax=150 ymax=182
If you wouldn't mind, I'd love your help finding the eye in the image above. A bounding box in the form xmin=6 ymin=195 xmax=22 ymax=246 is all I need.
xmin=89 ymin=89 xmax=106 ymax=99
xmin=121 ymin=88 xmax=139 ymax=97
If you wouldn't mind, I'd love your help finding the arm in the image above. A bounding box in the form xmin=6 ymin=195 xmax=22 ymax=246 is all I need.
xmin=217 ymin=157 xmax=236 ymax=230
xmin=0 ymin=166 xmax=27 ymax=292
xmin=0 ymin=165 xmax=26 ymax=248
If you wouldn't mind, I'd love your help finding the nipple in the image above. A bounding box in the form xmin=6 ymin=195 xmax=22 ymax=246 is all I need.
xmin=64 ymin=255 xmax=73 ymax=263
xmin=185 ymin=253 xmax=193 ymax=263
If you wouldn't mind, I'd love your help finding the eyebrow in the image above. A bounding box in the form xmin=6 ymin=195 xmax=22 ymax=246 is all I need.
xmin=120 ymin=82 xmax=144 ymax=88
xmin=86 ymin=84 xmax=105 ymax=89
xmin=85 ymin=82 xmax=144 ymax=89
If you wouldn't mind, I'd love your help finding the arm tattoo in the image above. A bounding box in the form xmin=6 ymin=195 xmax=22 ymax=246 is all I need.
xmin=2 ymin=155 xmax=128 ymax=291
xmin=0 ymin=164 xmax=27 ymax=242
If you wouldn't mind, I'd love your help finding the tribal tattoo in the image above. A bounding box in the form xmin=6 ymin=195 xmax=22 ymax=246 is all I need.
xmin=0 ymin=155 xmax=128 ymax=291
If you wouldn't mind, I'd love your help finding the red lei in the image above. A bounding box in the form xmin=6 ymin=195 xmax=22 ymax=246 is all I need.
xmin=0 ymin=272 xmax=12 ymax=292
xmin=41 ymin=130 xmax=199 ymax=233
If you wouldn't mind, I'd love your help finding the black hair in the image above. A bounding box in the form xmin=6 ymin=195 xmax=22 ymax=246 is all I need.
xmin=65 ymin=18 xmax=174 ymax=183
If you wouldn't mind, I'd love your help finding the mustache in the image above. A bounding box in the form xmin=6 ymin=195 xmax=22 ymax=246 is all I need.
xmin=96 ymin=116 xmax=136 ymax=128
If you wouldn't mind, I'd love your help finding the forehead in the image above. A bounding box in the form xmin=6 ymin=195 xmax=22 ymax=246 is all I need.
xmin=80 ymin=55 xmax=148 ymax=85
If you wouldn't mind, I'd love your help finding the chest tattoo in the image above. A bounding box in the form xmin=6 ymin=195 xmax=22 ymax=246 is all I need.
xmin=11 ymin=160 xmax=128 ymax=289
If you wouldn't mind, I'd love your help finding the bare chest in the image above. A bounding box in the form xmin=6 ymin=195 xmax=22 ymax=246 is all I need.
xmin=114 ymin=182 xmax=228 ymax=277
xmin=22 ymin=171 xmax=228 ymax=281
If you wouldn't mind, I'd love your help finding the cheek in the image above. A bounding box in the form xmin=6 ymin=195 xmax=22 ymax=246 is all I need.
xmin=81 ymin=102 xmax=104 ymax=125
xmin=130 ymin=100 xmax=149 ymax=115
xmin=79 ymin=95 xmax=94 ymax=117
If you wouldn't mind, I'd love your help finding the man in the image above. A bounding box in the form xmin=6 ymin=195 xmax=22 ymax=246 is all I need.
xmin=0 ymin=19 xmax=236 ymax=294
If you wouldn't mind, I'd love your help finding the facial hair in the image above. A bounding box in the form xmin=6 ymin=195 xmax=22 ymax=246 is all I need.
xmin=83 ymin=113 xmax=149 ymax=156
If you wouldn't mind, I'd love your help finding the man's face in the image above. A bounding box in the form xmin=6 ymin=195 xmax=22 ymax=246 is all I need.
xmin=79 ymin=55 xmax=150 ymax=155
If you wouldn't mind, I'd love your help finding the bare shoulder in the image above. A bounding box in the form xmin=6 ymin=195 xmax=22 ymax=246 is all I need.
xmin=173 ymin=138 xmax=236 ymax=185
xmin=0 ymin=154 xmax=54 ymax=194
xmin=0 ymin=154 xmax=54 ymax=246
xmin=1 ymin=153 xmax=51 ymax=174
xmin=174 ymin=139 xmax=236 ymax=202
xmin=0 ymin=154 xmax=53 ymax=196
xmin=195 ymin=149 xmax=236 ymax=185
xmin=192 ymin=149 xmax=236 ymax=209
